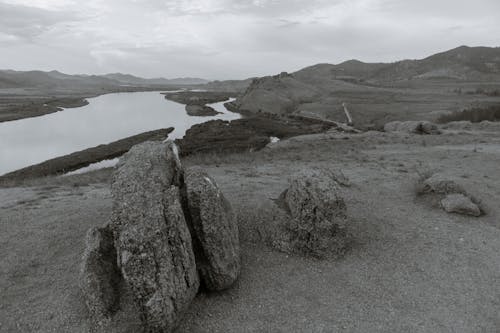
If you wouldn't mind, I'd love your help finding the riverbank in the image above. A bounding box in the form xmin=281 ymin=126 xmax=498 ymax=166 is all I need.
xmin=0 ymin=128 xmax=172 ymax=186
xmin=1 ymin=123 xmax=499 ymax=332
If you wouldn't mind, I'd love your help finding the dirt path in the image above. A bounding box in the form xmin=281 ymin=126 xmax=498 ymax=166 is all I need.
xmin=1 ymin=128 xmax=499 ymax=332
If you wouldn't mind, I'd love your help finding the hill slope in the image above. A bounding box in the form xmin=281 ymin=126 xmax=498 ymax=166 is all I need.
xmin=232 ymin=46 xmax=500 ymax=127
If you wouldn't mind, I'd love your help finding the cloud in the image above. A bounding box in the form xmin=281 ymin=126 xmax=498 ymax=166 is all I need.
xmin=0 ymin=2 xmax=82 ymax=42
xmin=0 ymin=0 xmax=499 ymax=79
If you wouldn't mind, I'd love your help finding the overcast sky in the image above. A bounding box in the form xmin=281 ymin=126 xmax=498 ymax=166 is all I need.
xmin=1 ymin=0 xmax=499 ymax=80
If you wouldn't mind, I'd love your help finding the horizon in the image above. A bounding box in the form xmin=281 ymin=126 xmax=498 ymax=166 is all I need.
xmin=1 ymin=0 xmax=500 ymax=80
xmin=2 ymin=44 xmax=499 ymax=81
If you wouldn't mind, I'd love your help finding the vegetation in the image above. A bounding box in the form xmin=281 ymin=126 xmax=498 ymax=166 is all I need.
xmin=437 ymin=105 xmax=500 ymax=123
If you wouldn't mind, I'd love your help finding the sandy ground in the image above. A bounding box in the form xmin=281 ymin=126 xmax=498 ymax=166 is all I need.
xmin=1 ymin=128 xmax=500 ymax=332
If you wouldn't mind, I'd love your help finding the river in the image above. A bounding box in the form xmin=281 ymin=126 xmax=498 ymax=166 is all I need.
xmin=0 ymin=91 xmax=240 ymax=175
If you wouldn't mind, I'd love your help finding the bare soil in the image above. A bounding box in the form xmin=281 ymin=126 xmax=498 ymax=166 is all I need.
xmin=1 ymin=126 xmax=500 ymax=332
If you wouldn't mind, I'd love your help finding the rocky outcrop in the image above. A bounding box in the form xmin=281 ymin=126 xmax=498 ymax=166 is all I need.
xmin=183 ymin=167 xmax=240 ymax=291
xmin=441 ymin=193 xmax=482 ymax=217
xmin=110 ymin=142 xmax=198 ymax=332
xmin=384 ymin=121 xmax=441 ymax=134
xmin=263 ymin=170 xmax=350 ymax=259
xmin=185 ymin=104 xmax=221 ymax=116
xmin=81 ymin=141 xmax=241 ymax=331
xmin=80 ymin=225 xmax=120 ymax=321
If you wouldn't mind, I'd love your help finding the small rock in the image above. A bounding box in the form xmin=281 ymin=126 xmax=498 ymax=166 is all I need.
xmin=441 ymin=193 xmax=482 ymax=217
xmin=80 ymin=225 xmax=120 ymax=321
xmin=183 ymin=167 xmax=240 ymax=291
xmin=421 ymin=174 xmax=467 ymax=195
xmin=271 ymin=170 xmax=350 ymax=259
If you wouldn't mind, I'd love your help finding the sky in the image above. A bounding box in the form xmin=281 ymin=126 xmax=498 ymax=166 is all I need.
xmin=0 ymin=0 xmax=499 ymax=80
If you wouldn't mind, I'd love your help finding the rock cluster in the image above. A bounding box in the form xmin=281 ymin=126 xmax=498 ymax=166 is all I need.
xmin=384 ymin=121 xmax=441 ymax=134
xmin=262 ymin=169 xmax=351 ymax=259
xmin=80 ymin=141 xmax=240 ymax=332
xmin=418 ymin=173 xmax=483 ymax=217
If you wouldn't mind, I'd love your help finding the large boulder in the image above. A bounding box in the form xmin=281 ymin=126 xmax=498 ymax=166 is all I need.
xmin=80 ymin=225 xmax=120 ymax=321
xmin=441 ymin=193 xmax=482 ymax=217
xmin=384 ymin=121 xmax=440 ymax=134
xmin=268 ymin=170 xmax=350 ymax=259
xmin=183 ymin=167 xmax=240 ymax=291
xmin=110 ymin=142 xmax=199 ymax=332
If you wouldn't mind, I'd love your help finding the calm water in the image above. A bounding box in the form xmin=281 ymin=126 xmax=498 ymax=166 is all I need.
xmin=0 ymin=91 xmax=240 ymax=175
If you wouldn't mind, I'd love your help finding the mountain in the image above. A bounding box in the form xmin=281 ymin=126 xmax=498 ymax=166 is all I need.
xmin=370 ymin=46 xmax=500 ymax=81
xmin=232 ymin=46 xmax=500 ymax=127
xmin=0 ymin=70 xmax=209 ymax=90
xmin=102 ymin=73 xmax=208 ymax=86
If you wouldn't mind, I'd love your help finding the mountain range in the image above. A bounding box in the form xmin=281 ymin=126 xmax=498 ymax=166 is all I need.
xmin=232 ymin=46 xmax=500 ymax=128
xmin=0 ymin=70 xmax=208 ymax=90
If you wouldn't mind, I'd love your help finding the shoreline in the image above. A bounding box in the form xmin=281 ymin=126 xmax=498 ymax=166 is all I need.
xmin=0 ymin=90 xmax=355 ymax=183
xmin=0 ymin=128 xmax=173 ymax=186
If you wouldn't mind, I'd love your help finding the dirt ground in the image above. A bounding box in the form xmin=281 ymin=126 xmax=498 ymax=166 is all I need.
xmin=1 ymin=126 xmax=500 ymax=332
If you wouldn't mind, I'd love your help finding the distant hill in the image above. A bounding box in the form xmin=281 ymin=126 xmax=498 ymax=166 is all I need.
xmin=102 ymin=73 xmax=208 ymax=86
xmin=203 ymin=78 xmax=256 ymax=93
xmin=290 ymin=46 xmax=500 ymax=83
xmin=370 ymin=46 xmax=500 ymax=81
xmin=0 ymin=70 xmax=121 ymax=90
xmin=0 ymin=70 xmax=209 ymax=90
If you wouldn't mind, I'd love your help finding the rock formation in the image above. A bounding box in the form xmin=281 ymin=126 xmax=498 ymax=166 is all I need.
xmin=80 ymin=141 xmax=241 ymax=332
xmin=263 ymin=169 xmax=350 ymax=259
xmin=183 ymin=167 xmax=240 ymax=291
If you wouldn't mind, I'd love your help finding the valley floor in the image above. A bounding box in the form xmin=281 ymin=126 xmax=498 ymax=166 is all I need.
xmin=1 ymin=127 xmax=500 ymax=332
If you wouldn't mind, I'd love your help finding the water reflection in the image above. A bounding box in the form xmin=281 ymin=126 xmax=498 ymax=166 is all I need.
xmin=0 ymin=91 xmax=239 ymax=175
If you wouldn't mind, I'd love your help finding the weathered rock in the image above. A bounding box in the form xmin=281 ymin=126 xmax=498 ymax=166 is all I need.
xmin=111 ymin=141 xmax=199 ymax=332
xmin=384 ymin=121 xmax=441 ymax=134
xmin=185 ymin=104 xmax=221 ymax=116
xmin=271 ymin=170 xmax=350 ymax=259
xmin=80 ymin=225 xmax=120 ymax=321
xmin=441 ymin=193 xmax=482 ymax=217
xmin=183 ymin=167 xmax=240 ymax=291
